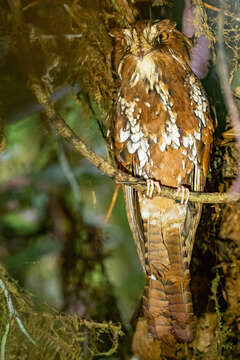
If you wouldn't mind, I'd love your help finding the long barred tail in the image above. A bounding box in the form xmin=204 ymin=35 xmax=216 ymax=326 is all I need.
xmin=139 ymin=195 xmax=198 ymax=342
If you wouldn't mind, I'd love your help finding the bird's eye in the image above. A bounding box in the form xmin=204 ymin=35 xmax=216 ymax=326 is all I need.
xmin=158 ymin=32 xmax=169 ymax=43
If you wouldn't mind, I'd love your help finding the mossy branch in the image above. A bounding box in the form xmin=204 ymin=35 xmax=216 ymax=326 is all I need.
xmin=112 ymin=0 xmax=137 ymax=25
xmin=0 ymin=278 xmax=37 ymax=360
xmin=29 ymin=77 xmax=240 ymax=205
xmin=0 ymin=263 xmax=122 ymax=359
xmin=217 ymin=0 xmax=240 ymax=193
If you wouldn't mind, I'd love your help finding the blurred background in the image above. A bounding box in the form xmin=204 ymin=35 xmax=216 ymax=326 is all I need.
xmin=0 ymin=92 xmax=145 ymax=316
xmin=0 ymin=88 xmax=145 ymax=358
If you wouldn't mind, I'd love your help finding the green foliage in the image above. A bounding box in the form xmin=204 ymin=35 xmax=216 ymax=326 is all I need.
xmin=0 ymin=265 xmax=123 ymax=360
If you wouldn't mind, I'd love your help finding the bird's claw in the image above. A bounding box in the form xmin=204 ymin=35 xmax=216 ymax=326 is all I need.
xmin=146 ymin=179 xmax=161 ymax=198
xmin=177 ymin=186 xmax=190 ymax=205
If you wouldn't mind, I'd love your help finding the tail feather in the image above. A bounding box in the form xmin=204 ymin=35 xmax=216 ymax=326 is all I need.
xmin=139 ymin=195 xmax=198 ymax=342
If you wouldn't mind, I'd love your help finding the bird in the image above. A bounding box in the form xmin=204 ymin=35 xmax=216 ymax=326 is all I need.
xmin=111 ymin=19 xmax=214 ymax=343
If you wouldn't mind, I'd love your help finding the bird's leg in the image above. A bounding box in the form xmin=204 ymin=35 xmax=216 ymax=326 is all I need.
xmin=177 ymin=186 xmax=190 ymax=205
xmin=146 ymin=179 xmax=161 ymax=198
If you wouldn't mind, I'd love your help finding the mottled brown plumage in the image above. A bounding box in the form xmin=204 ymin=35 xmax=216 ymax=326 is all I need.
xmin=111 ymin=19 xmax=213 ymax=342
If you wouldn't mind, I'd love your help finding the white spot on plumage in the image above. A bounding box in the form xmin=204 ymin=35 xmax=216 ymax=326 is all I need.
xmin=131 ymin=123 xmax=140 ymax=134
xmin=192 ymin=144 xmax=197 ymax=158
xmin=145 ymin=102 xmax=151 ymax=108
xmin=182 ymin=135 xmax=198 ymax=164
xmin=138 ymin=168 xmax=142 ymax=176
xmin=127 ymin=140 xmax=140 ymax=154
xmin=150 ymin=274 xmax=157 ymax=281
xmin=165 ymin=121 xmax=180 ymax=148
xmin=146 ymin=23 xmax=158 ymax=42
xmin=130 ymin=72 xmax=140 ymax=87
xmin=118 ymin=95 xmax=151 ymax=172
xmin=120 ymin=98 xmax=138 ymax=126
xmin=202 ymin=101 xmax=207 ymax=112
xmin=194 ymin=131 xmax=201 ymax=140
xmin=155 ymin=80 xmax=177 ymax=126
xmin=130 ymin=117 xmax=137 ymax=126
xmin=199 ymin=111 xmax=206 ymax=127
xmin=160 ymin=142 xmax=166 ymax=152
xmin=138 ymin=147 xmax=147 ymax=161
xmin=189 ymin=74 xmax=208 ymax=127
xmin=140 ymin=138 xmax=149 ymax=152
xmin=183 ymin=135 xmax=194 ymax=148
xmin=119 ymin=128 xmax=130 ymax=142
xmin=155 ymin=83 xmax=161 ymax=95
xmin=163 ymin=132 xmax=171 ymax=146
xmin=172 ymin=143 xmax=180 ymax=150
xmin=138 ymin=148 xmax=148 ymax=168
xmin=177 ymin=174 xmax=182 ymax=185
xmin=122 ymin=28 xmax=132 ymax=39
xmin=140 ymin=159 xmax=147 ymax=168
xmin=169 ymin=49 xmax=186 ymax=70
xmin=194 ymin=109 xmax=201 ymax=118
xmin=131 ymin=131 xmax=143 ymax=143
xmin=118 ymin=60 xmax=123 ymax=79
xmin=169 ymin=110 xmax=177 ymax=123
xmin=136 ymin=54 xmax=157 ymax=85
xmin=192 ymin=93 xmax=200 ymax=103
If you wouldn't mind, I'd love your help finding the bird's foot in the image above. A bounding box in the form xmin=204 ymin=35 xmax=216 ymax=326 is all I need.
xmin=177 ymin=186 xmax=190 ymax=205
xmin=146 ymin=179 xmax=161 ymax=198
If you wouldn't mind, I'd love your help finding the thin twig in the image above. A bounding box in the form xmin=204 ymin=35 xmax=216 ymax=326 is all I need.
xmin=57 ymin=141 xmax=81 ymax=206
xmin=203 ymin=2 xmax=219 ymax=12
xmin=29 ymin=77 xmax=240 ymax=204
xmin=0 ymin=278 xmax=37 ymax=360
xmin=204 ymin=1 xmax=240 ymax=21
xmin=1 ymin=323 xmax=10 ymax=360
xmin=63 ymin=4 xmax=83 ymax=30
xmin=35 ymin=34 xmax=83 ymax=40
xmin=22 ymin=0 xmax=41 ymax=12
xmin=217 ymin=0 xmax=240 ymax=192
xmin=0 ymin=279 xmax=36 ymax=346
xmin=83 ymin=319 xmax=122 ymax=333
xmin=104 ymin=184 xmax=120 ymax=223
